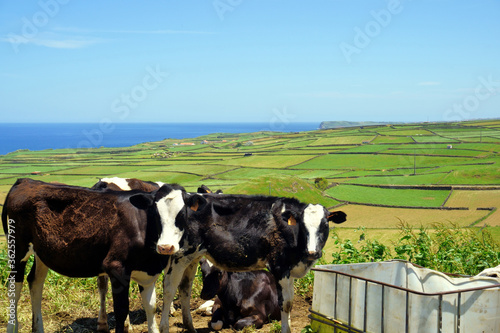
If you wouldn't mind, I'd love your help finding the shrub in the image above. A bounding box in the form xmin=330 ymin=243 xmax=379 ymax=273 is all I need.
xmin=327 ymin=223 xmax=500 ymax=276
xmin=330 ymin=227 xmax=391 ymax=265
xmin=269 ymin=320 xmax=282 ymax=333
xmin=313 ymin=177 xmax=328 ymax=191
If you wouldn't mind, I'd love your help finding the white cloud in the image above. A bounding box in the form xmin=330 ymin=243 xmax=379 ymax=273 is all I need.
xmin=33 ymin=37 xmax=102 ymax=49
xmin=418 ymin=81 xmax=441 ymax=86
xmin=1 ymin=31 xmax=104 ymax=50
xmin=1 ymin=25 xmax=211 ymax=51
xmin=53 ymin=26 xmax=214 ymax=35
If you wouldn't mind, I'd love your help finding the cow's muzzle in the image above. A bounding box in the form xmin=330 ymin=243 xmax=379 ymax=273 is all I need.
xmin=157 ymin=244 xmax=175 ymax=255
xmin=307 ymin=251 xmax=322 ymax=261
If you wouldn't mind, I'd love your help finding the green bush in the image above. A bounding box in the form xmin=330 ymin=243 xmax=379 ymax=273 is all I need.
xmin=329 ymin=223 xmax=500 ymax=276
xmin=330 ymin=227 xmax=391 ymax=264
xmin=313 ymin=177 xmax=328 ymax=191
xmin=394 ymin=223 xmax=500 ymax=275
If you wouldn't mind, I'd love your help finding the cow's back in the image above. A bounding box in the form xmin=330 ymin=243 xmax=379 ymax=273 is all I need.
xmin=3 ymin=178 xmax=146 ymax=277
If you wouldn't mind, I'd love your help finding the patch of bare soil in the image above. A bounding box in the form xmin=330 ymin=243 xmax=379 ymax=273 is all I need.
xmin=51 ymin=295 xmax=312 ymax=333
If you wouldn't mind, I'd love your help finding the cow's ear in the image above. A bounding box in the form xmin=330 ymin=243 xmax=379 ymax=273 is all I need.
xmin=129 ymin=193 xmax=155 ymax=210
xmin=328 ymin=211 xmax=347 ymax=224
xmin=280 ymin=210 xmax=299 ymax=247
xmin=282 ymin=211 xmax=297 ymax=226
xmin=197 ymin=185 xmax=212 ymax=194
xmin=184 ymin=193 xmax=207 ymax=212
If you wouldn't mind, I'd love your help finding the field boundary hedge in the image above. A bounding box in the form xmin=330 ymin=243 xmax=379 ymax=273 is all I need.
xmin=337 ymin=183 xmax=500 ymax=190
xmin=329 ymin=199 xmax=469 ymax=210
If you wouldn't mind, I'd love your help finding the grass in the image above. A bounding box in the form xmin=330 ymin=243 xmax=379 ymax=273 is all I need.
xmin=334 ymin=204 xmax=490 ymax=228
xmin=326 ymin=184 xmax=450 ymax=207
xmin=343 ymin=173 xmax=449 ymax=185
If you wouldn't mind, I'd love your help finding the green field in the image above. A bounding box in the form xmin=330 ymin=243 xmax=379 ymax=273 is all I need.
xmin=1 ymin=119 xmax=498 ymax=224
xmin=1 ymin=119 xmax=499 ymax=235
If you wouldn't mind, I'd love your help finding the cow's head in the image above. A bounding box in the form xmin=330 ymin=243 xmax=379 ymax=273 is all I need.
xmin=130 ymin=184 xmax=189 ymax=255
xmin=275 ymin=200 xmax=346 ymax=264
xmin=199 ymin=258 xmax=227 ymax=300
xmin=301 ymin=204 xmax=346 ymax=261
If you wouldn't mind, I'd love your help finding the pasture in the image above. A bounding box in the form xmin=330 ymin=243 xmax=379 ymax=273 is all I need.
xmin=0 ymin=119 xmax=499 ymax=332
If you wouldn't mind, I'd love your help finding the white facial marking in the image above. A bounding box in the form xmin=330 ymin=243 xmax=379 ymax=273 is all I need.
xmin=156 ymin=189 xmax=185 ymax=254
xmin=101 ymin=177 xmax=131 ymax=191
xmin=303 ymin=204 xmax=324 ymax=253
xmin=156 ymin=181 xmax=165 ymax=187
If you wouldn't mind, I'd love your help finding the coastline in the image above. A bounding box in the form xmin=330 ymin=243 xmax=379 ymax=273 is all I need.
xmin=0 ymin=122 xmax=319 ymax=155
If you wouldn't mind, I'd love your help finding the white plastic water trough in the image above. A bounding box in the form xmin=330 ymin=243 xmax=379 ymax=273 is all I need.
xmin=310 ymin=260 xmax=500 ymax=333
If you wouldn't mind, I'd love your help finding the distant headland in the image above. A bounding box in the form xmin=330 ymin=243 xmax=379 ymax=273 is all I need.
xmin=319 ymin=121 xmax=397 ymax=129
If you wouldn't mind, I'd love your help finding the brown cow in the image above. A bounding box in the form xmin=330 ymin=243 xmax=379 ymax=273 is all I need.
xmin=2 ymin=178 xmax=195 ymax=333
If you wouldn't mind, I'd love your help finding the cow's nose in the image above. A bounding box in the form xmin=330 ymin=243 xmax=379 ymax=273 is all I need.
xmin=307 ymin=251 xmax=321 ymax=260
xmin=157 ymin=244 xmax=175 ymax=255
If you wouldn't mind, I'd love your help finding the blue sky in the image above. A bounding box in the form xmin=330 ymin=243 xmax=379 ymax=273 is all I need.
xmin=1 ymin=0 xmax=499 ymax=124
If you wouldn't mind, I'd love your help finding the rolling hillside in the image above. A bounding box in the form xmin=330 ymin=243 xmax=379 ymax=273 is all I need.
xmin=1 ymin=119 xmax=499 ymax=232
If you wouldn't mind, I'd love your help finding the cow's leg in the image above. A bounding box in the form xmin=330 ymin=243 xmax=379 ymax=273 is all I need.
xmin=177 ymin=261 xmax=199 ymax=333
xmin=234 ymin=314 xmax=266 ymax=330
xmin=139 ymin=284 xmax=159 ymax=333
xmin=108 ymin=268 xmax=131 ymax=333
xmin=159 ymin=260 xmax=195 ymax=333
xmin=7 ymin=260 xmax=27 ymax=333
xmin=277 ymin=277 xmax=294 ymax=333
xmin=97 ymin=275 xmax=110 ymax=332
xmin=131 ymin=271 xmax=161 ymax=333
xmin=27 ymin=255 xmax=49 ymax=333
xmin=234 ymin=299 xmax=269 ymax=330
xmin=209 ymin=298 xmax=224 ymax=331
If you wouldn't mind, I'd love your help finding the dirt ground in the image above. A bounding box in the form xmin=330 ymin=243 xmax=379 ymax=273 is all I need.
xmin=50 ymin=294 xmax=313 ymax=333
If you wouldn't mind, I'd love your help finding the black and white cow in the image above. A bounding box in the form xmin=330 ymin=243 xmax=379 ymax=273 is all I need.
xmin=91 ymin=177 xmax=165 ymax=193
xmin=142 ymin=190 xmax=347 ymax=333
xmin=199 ymin=258 xmax=280 ymax=330
xmin=2 ymin=178 xmax=196 ymax=333
xmin=90 ymin=177 xmax=189 ymax=332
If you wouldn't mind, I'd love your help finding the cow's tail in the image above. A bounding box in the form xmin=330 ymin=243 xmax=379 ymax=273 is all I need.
xmin=2 ymin=179 xmax=21 ymax=238
xmin=2 ymin=196 xmax=9 ymax=239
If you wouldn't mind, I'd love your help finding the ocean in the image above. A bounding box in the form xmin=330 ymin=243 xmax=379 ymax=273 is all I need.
xmin=0 ymin=122 xmax=319 ymax=155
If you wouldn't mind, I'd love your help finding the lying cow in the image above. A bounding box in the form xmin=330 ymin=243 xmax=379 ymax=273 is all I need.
xmin=2 ymin=178 xmax=196 ymax=333
xmin=143 ymin=190 xmax=347 ymax=333
xmin=199 ymin=258 xmax=280 ymax=330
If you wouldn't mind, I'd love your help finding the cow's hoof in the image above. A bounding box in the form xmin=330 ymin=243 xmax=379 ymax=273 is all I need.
xmin=97 ymin=322 xmax=109 ymax=332
xmin=211 ymin=320 xmax=223 ymax=331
